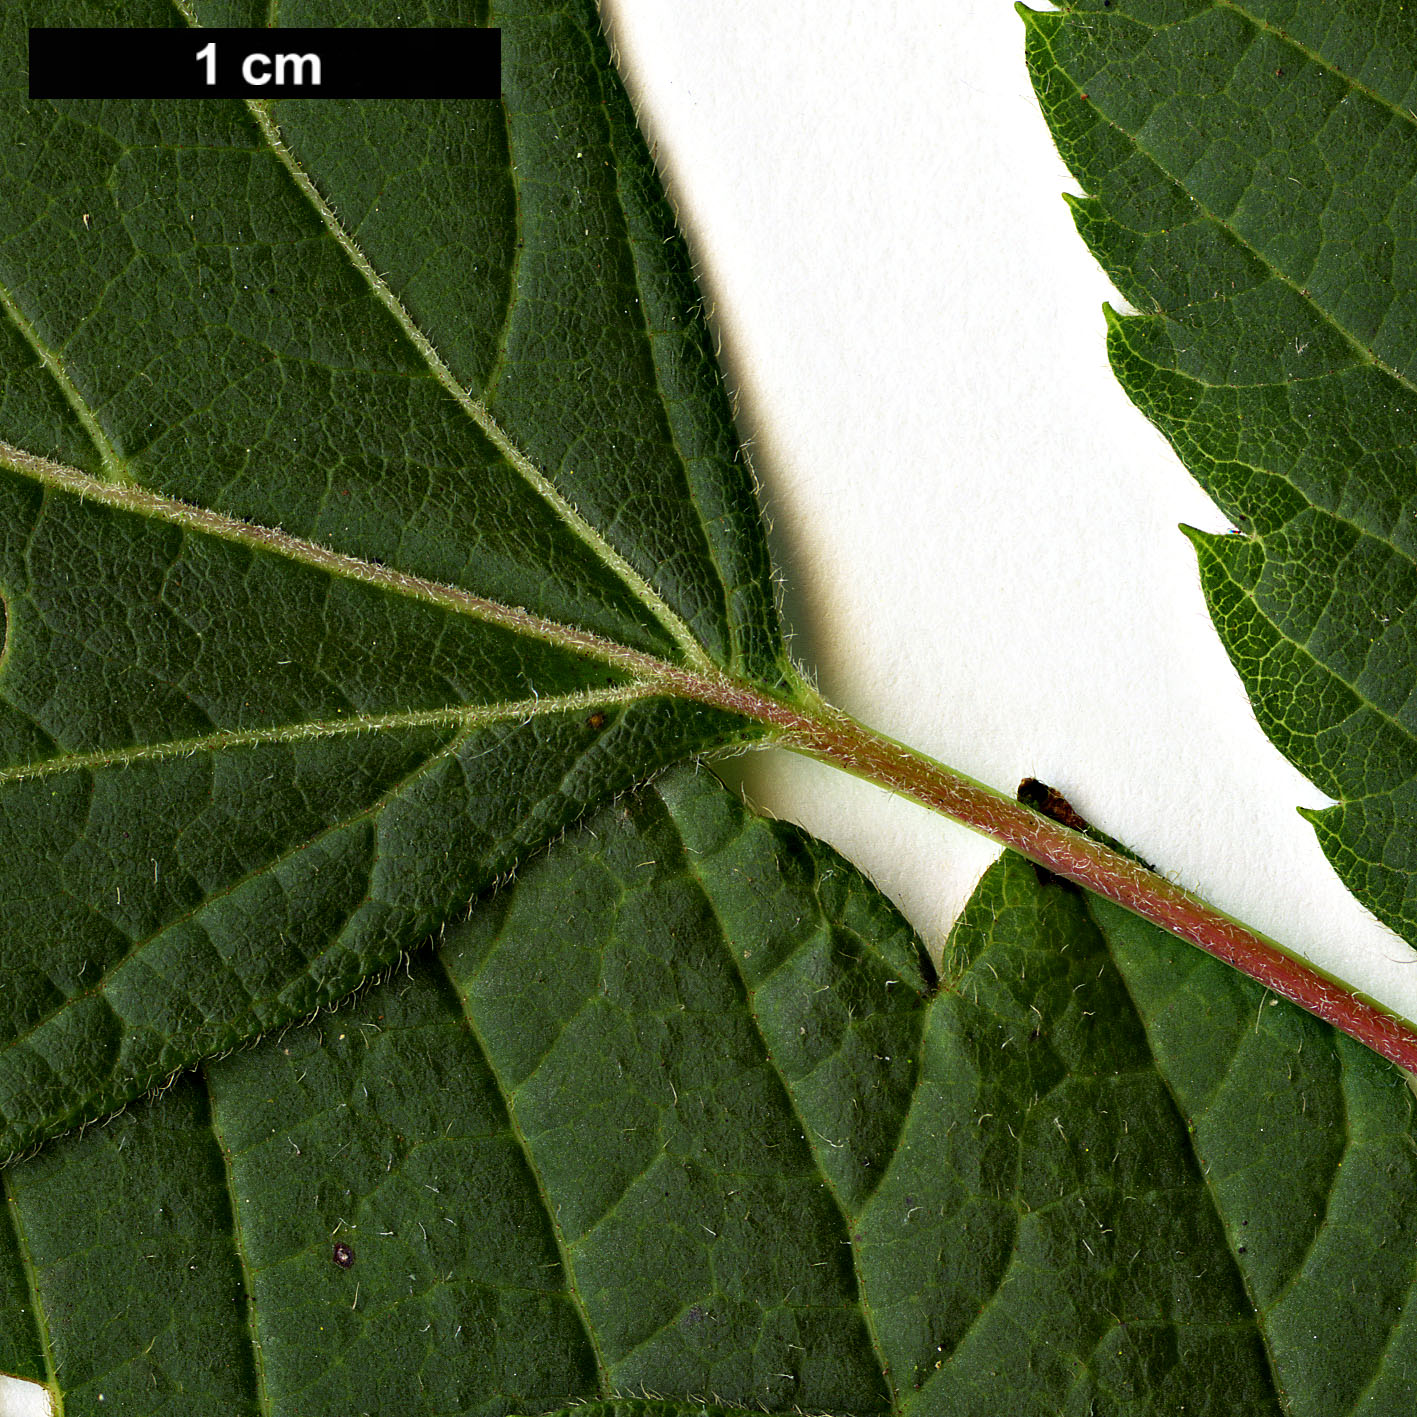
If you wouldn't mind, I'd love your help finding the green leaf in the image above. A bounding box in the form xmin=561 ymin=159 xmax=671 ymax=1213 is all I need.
xmin=4 ymin=766 xmax=1416 ymax=1415
xmin=0 ymin=0 xmax=799 ymax=1157
xmin=8 ymin=3 xmax=1417 ymax=1411
xmin=1020 ymin=0 xmax=1417 ymax=947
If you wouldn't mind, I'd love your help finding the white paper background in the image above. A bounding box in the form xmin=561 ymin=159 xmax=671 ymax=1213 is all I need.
xmin=598 ymin=0 xmax=1417 ymax=1022
xmin=3 ymin=6 xmax=1414 ymax=1413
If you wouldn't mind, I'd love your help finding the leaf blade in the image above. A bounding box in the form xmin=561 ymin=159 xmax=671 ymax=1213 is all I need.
xmin=0 ymin=0 xmax=794 ymax=1153
xmin=6 ymin=769 xmax=1417 ymax=1414
xmin=1020 ymin=0 xmax=1417 ymax=950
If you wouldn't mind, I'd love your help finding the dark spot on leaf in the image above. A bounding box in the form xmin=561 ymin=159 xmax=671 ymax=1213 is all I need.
xmin=681 ymin=1304 xmax=707 ymax=1327
xmin=332 ymin=1242 xmax=354 ymax=1268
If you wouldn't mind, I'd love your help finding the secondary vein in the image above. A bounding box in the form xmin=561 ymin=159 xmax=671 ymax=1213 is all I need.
xmin=0 ymin=686 xmax=655 ymax=787
xmin=1211 ymin=0 xmax=1417 ymax=143
xmin=1052 ymin=26 xmax=1417 ymax=401
xmin=238 ymin=97 xmax=715 ymax=676
xmin=0 ymin=277 xmax=127 ymax=485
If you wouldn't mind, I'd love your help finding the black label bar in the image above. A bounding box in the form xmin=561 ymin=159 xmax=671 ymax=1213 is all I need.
xmin=29 ymin=27 xmax=500 ymax=99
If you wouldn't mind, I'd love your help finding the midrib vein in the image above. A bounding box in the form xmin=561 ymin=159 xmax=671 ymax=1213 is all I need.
xmin=0 ymin=438 xmax=696 ymax=684
xmin=237 ymin=97 xmax=714 ymax=675
xmin=434 ymin=952 xmax=615 ymax=1395
xmin=677 ymin=839 xmax=899 ymax=1409
xmin=0 ymin=686 xmax=652 ymax=787
xmin=0 ymin=437 xmax=809 ymax=775
xmin=205 ymin=1077 xmax=273 ymax=1417
xmin=1 ymin=1175 xmax=61 ymax=1415
xmin=1099 ymin=903 xmax=1293 ymax=1417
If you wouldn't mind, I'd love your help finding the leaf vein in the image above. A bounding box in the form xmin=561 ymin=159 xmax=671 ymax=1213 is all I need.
xmin=0 ymin=1173 xmax=57 ymax=1405
xmin=0 ymin=274 xmax=126 ymax=484
xmin=0 ymin=438 xmax=692 ymax=683
xmin=1342 ymin=1177 xmax=1417 ymax=1413
xmin=1256 ymin=1053 xmax=1350 ymax=1315
xmin=1149 ymin=0 xmax=1417 ymax=144
xmin=432 ymin=950 xmax=615 ymax=1395
xmin=591 ymin=43 xmax=738 ymax=666
xmin=0 ymin=729 xmax=472 ymax=1092
xmin=204 ymin=1073 xmax=273 ymax=1417
xmin=671 ymin=831 xmax=899 ymax=1412
xmin=477 ymin=94 xmax=526 ymax=408
xmin=1059 ymin=33 xmax=1417 ymax=400
xmin=1089 ymin=896 xmax=1294 ymax=1416
xmin=240 ymin=97 xmax=714 ymax=672
xmin=0 ymin=687 xmax=653 ymax=787
xmin=1192 ymin=526 xmax=1417 ymax=789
